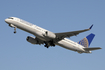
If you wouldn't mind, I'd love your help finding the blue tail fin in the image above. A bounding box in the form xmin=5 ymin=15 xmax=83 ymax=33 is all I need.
xmin=78 ymin=33 xmax=95 ymax=48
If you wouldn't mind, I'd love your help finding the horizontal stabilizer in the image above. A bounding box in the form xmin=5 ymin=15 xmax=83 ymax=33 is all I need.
xmin=84 ymin=47 xmax=101 ymax=51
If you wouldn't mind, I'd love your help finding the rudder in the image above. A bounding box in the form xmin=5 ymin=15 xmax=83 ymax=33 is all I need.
xmin=78 ymin=33 xmax=95 ymax=48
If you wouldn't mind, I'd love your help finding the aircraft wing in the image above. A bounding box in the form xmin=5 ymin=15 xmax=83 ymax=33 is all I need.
xmin=35 ymin=37 xmax=44 ymax=45
xmin=55 ymin=25 xmax=93 ymax=39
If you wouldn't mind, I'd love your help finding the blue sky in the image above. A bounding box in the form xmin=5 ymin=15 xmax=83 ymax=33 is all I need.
xmin=0 ymin=0 xmax=105 ymax=70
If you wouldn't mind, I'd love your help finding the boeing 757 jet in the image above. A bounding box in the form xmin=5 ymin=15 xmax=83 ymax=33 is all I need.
xmin=5 ymin=17 xmax=101 ymax=53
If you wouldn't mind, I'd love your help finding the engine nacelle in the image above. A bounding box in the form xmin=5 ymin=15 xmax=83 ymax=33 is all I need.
xmin=26 ymin=36 xmax=38 ymax=44
xmin=45 ymin=31 xmax=56 ymax=39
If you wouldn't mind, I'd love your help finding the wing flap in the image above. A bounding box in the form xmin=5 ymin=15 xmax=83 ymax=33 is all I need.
xmin=84 ymin=47 xmax=102 ymax=51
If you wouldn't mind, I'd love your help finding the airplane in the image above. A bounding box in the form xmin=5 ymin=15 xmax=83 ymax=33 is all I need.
xmin=5 ymin=17 xmax=101 ymax=54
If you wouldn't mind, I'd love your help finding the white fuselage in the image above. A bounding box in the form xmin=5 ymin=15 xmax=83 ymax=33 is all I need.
xmin=5 ymin=17 xmax=89 ymax=53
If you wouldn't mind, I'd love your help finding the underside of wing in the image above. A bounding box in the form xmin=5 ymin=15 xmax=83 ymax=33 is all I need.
xmin=55 ymin=25 xmax=93 ymax=39
xmin=35 ymin=37 xmax=44 ymax=44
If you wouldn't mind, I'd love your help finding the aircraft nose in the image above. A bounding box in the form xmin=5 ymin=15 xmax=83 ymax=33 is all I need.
xmin=5 ymin=19 xmax=8 ymax=23
xmin=5 ymin=18 xmax=10 ymax=24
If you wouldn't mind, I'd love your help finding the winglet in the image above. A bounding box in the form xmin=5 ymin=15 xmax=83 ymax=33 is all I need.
xmin=89 ymin=24 xmax=93 ymax=29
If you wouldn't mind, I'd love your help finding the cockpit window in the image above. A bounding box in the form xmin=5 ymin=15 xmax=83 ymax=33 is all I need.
xmin=8 ymin=17 xmax=13 ymax=19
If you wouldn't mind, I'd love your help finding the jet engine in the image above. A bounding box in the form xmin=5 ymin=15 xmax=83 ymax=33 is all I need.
xmin=26 ymin=36 xmax=38 ymax=44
